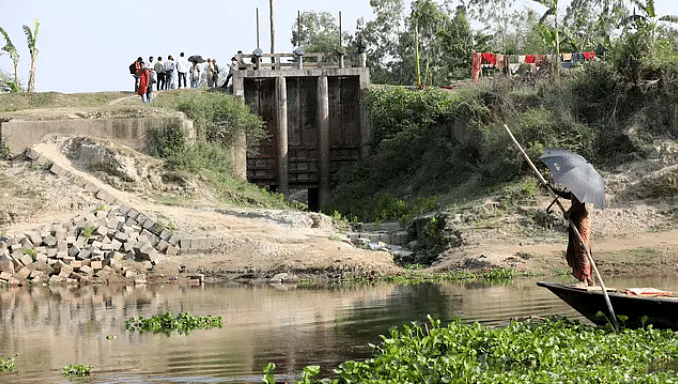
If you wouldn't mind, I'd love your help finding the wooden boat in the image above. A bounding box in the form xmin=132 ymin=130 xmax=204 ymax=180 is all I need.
xmin=537 ymin=281 xmax=678 ymax=330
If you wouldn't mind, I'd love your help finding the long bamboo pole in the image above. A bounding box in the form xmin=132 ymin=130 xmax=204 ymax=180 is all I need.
xmin=503 ymin=124 xmax=619 ymax=332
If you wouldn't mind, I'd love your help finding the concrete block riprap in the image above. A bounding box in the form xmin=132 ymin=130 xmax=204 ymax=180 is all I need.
xmin=49 ymin=162 xmax=63 ymax=175
xmin=15 ymin=266 xmax=31 ymax=280
xmin=0 ymin=156 xmax=214 ymax=285
xmin=19 ymin=254 xmax=33 ymax=266
xmin=43 ymin=234 xmax=58 ymax=247
xmin=159 ymin=229 xmax=172 ymax=242
xmin=156 ymin=240 xmax=170 ymax=253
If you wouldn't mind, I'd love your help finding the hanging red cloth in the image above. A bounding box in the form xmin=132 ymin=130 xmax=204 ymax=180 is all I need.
xmin=525 ymin=55 xmax=535 ymax=64
xmin=482 ymin=53 xmax=496 ymax=66
xmin=471 ymin=52 xmax=482 ymax=82
xmin=583 ymin=52 xmax=595 ymax=61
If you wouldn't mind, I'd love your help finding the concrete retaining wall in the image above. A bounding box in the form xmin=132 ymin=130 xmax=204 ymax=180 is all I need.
xmin=0 ymin=117 xmax=195 ymax=155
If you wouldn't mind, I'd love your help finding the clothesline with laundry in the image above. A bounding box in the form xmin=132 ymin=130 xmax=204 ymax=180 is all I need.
xmin=471 ymin=52 xmax=596 ymax=81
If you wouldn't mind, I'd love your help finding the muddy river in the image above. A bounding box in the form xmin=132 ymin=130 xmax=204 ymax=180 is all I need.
xmin=0 ymin=275 xmax=675 ymax=383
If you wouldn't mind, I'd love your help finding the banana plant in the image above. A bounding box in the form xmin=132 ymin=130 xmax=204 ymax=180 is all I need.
xmin=23 ymin=18 xmax=39 ymax=93
xmin=532 ymin=0 xmax=561 ymax=67
xmin=0 ymin=27 xmax=20 ymax=91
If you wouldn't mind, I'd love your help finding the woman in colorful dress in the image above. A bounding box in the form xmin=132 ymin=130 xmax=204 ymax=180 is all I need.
xmin=136 ymin=62 xmax=151 ymax=103
xmin=551 ymin=186 xmax=595 ymax=287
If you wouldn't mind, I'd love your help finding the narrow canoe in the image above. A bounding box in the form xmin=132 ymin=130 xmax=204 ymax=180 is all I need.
xmin=537 ymin=281 xmax=678 ymax=330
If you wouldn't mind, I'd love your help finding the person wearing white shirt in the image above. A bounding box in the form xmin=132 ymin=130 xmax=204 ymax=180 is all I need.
xmin=177 ymin=52 xmax=189 ymax=88
xmin=190 ymin=61 xmax=201 ymax=88
xmin=147 ymin=56 xmax=156 ymax=93
xmin=164 ymin=55 xmax=176 ymax=90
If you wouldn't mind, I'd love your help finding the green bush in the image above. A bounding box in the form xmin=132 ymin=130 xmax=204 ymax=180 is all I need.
xmin=175 ymin=90 xmax=265 ymax=147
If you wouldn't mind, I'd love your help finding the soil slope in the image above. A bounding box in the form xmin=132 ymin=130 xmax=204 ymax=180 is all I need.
xmin=2 ymin=134 xmax=678 ymax=281
xmin=0 ymin=136 xmax=403 ymax=280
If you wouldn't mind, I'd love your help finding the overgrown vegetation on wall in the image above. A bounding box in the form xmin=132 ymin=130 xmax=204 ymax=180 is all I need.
xmin=146 ymin=91 xmax=298 ymax=209
xmin=323 ymin=48 xmax=678 ymax=223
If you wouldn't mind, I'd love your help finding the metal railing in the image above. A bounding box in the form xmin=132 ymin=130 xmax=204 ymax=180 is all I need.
xmin=235 ymin=52 xmax=365 ymax=71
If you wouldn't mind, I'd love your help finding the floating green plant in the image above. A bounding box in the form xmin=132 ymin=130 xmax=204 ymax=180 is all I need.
xmin=0 ymin=354 xmax=17 ymax=373
xmin=125 ymin=311 xmax=223 ymax=336
xmin=62 ymin=364 xmax=92 ymax=377
xmin=270 ymin=315 xmax=678 ymax=384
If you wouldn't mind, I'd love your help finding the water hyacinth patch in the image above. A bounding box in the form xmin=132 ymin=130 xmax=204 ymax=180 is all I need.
xmin=62 ymin=364 xmax=92 ymax=377
xmin=0 ymin=354 xmax=16 ymax=373
xmin=283 ymin=316 xmax=678 ymax=384
xmin=125 ymin=311 xmax=223 ymax=336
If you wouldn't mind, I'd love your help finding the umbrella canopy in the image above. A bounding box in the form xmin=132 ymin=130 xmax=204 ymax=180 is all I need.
xmin=188 ymin=55 xmax=206 ymax=63
xmin=539 ymin=149 xmax=606 ymax=209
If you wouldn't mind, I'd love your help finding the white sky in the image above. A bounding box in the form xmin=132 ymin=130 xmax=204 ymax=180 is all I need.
xmin=0 ymin=0 xmax=677 ymax=93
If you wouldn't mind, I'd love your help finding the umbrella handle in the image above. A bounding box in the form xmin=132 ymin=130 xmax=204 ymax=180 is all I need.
xmin=545 ymin=196 xmax=559 ymax=213
xmin=503 ymin=124 xmax=620 ymax=333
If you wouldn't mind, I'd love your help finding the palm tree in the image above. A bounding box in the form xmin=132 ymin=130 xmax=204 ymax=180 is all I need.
xmin=23 ymin=18 xmax=39 ymax=93
xmin=620 ymin=0 xmax=678 ymax=43
xmin=0 ymin=27 xmax=20 ymax=91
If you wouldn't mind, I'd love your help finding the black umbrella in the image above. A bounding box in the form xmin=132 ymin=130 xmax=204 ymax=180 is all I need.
xmin=188 ymin=55 xmax=206 ymax=63
xmin=539 ymin=149 xmax=605 ymax=209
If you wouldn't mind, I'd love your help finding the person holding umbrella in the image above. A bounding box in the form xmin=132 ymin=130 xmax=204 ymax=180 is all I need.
xmin=549 ymin=186 xmax=594 ymax=287
xmin=187 ymin=55 xmax=205 ymax=88
xmin=540 ymin=149 xmax=606 ymax=288
xmin=190 ymin=60 xmax=201 ymax=88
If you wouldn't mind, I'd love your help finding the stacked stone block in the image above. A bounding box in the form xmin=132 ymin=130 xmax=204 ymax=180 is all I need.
xmin=0 ymin=146 xmax=242 ymax=288
xmin=0 ymin=203 xmax=182 ymax=287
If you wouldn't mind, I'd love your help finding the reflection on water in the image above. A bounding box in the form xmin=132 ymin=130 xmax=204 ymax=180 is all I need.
xmin=0 ymin=275 xmax=676 ymax=383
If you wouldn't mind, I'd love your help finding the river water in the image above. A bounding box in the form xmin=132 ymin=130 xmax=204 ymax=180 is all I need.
xmin=0 ymin=275 xmax=676 ymax=383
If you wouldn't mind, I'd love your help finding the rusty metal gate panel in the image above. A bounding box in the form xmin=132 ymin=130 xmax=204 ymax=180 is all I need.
xmin=245 ymin=78 xmax=279 ymax=187
xmin=328 ymin=76 xmax=361 ymax=182
xmin=287 ymin=77 xmax=320 ymax=188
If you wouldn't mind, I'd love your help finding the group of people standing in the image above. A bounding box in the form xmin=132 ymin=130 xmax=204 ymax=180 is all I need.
xmin=132 ymin=52 xmax=238 ymax=103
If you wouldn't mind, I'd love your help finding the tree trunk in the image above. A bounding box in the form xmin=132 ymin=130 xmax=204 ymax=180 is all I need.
xmin=27 ymin=60 xmax=35 ymax=92
xmin=12 ymin=61 xmax=19 ymax=89
xmin=415 ymin=22 xmax=421 ymax=89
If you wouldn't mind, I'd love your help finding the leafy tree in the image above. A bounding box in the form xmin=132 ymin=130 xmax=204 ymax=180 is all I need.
xmin=438 ymin=5 xmax=477 ymax=80
xmin=465 ymin=0 xmax=522 ymax=52
xmin=411 ymin=1 xmax=478 ymax=85
xmin=291 ymin=11 xmax=348 ymax=55
xmin=562 ymin=0 xmax=629 ymax=53
xmin=23 ymin=18 xmax=39 ymax=93
xmin=499 ymin=9 xmax=547 ymax=54
xmin=620 ymin=0 xmax=678 ymax=43
xmin=355 ymin=0 xmax=408 ymax=84
xmin=0 ymin=26 xmax=19 ymax=91
xmin=0 ymin=68 xmax=17 ymax=93
xmin=613 ymin=0 xmax=678 ymax=86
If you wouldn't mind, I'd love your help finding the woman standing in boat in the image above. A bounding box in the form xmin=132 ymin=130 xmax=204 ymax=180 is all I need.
xmin=550 ymin=186 xmax=595 ymax=287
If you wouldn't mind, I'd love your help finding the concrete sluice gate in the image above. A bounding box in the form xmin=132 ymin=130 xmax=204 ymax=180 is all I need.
xmin=235 ymin=64 xmax=370 ymax=211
